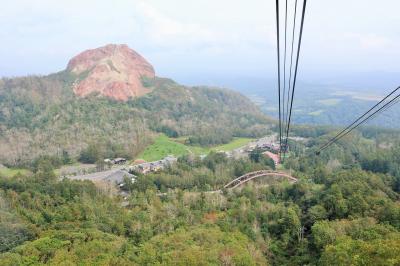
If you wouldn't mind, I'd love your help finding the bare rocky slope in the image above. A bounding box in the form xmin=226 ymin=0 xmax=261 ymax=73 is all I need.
xmin=67 ymin=44 xmax=155 ymax=101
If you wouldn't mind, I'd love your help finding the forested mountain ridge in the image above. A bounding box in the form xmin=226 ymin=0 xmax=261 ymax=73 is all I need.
xmin=0 ymin=51 xmax=272 ymax=166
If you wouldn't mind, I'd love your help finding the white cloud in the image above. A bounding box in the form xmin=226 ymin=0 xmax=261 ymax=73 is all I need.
xmin=358 ymin=34 xmax=392 ymax=50
xmin=136 ymin=2 xmax=211 ymax=40
xmin=0 ymin=0 xmax=399 ymax=78
xmin=133 ymin=1 xmax=275 ymax=55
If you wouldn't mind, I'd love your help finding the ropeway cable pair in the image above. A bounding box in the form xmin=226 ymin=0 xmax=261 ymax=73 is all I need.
xmin=275 ymin=0 xmax=307 ymax=159
xmin=274 ymin=0 xmax=399 ymax=156
xmin=316 ymin=86 xmax=400 ymax=155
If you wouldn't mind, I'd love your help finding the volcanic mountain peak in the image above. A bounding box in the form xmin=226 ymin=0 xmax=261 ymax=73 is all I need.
xmin=67 ymin=44 xmax=155 ymax=101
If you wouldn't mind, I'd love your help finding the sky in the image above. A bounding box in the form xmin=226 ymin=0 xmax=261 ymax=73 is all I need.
xmin=1 ymin=0 xmax=399 ymax=89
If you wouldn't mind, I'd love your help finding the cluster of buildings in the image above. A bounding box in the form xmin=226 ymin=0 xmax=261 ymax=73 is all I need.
xmin=69 ymin=155 xmax=177 ymax=189
xmin=252 ymin=137 xmax=281 ymax=166
xmin=67 ymin=135 xmax=289 ymax=205
xmin=248 ymin=137 xmax=281 ymax=152
xmin=104 ymin=157 xmax=128 ymax=165
xmin=102 ymin=155 xmax=178 ymax=174
xmin=219 ymin=136 xmax=281 ymax=166
xmin=101 ymin=137 xmax=282 ymax=176
xmin=129 ymin=156 xmax=177 ymax=174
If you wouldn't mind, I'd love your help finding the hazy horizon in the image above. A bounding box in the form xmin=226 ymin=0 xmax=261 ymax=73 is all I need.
xmin=1 ymin=0 xmax=399 ymax=90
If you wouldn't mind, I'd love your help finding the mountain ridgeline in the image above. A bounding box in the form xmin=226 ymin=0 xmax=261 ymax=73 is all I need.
xmin=0 ymin=44 xmax=272 ymax=166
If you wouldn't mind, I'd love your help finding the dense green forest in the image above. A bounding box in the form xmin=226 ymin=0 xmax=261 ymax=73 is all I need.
xmin=0 ymin=73 xmax=272 ymax=166
xmin=1 ymin=126 xmax=400 ymax=265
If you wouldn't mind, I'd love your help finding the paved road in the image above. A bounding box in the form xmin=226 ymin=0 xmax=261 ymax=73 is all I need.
xmin=67 ymin=167 xmax=134 ymax=184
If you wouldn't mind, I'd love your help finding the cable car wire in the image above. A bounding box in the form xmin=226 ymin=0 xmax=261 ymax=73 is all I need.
xmin=360 ymin=96 xmax=400 ymax=124
xmin=275 ymin=0 xmax=283 ymax=156
xmin=317 ymin=86 xmax=400 ymax=154
xmin=284 ymin=0 xmax=298 ymax=149
xmin=284 ymin=0 xmax=307 ymax=153
xmin=317 ymin=86 xmax=400 ymax=152
xmin=282 ymin=0 xmax=289 ymax=144
xmin=317 ymin=94 xmax=400 ymax=153
xmin=320 ymin=94 xmax=400 ymax=152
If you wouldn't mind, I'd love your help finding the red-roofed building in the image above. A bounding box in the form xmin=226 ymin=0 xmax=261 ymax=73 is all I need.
xmin=133 ymin=159 xmax=146 ymax=165
xmin=263 ymin=151 xmax=280 ymax=166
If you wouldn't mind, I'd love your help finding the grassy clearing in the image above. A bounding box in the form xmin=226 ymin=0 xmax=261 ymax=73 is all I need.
xmin=173 ymin=137 xmax=255 ymax=153
xmin=308 ymin=110 xmax=324 ymax=116
xmin=187 ymin=145 xmax=210 ymax=155
xmin=353 ymin=94 xmax=382 ymax=101
xmin=0 ymin=166 xmax=30 ymax=177
xmin=317 ymin=98 xmax=341 ymax=106
xmin=136 ymin=134 xmax=191 ymax=161
xmin=332 ymin=91 xmax=383 ymax=101
xmin=172 ymin=136 xmax=189 ymax=144
xmin=211 ymin=137 xmax=255 ymax=152
xmin=137 ymin=135 xmax=256 ymax=162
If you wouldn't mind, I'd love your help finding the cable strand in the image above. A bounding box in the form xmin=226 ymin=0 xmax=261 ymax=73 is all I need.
xmin=284 ymin=0 xmax=298 ymax=156
xmin=317 ymin=86 xmax=400 ymax=152
xmin=282 ymin=0 xmax=288 ymax=146
xmin=284 ymin=0 xmax=307 ymax=153
xmin=276 ymin=0 xmax=283 ymax=157
xmin=318 ymin=89 xmax=400 ymax=153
